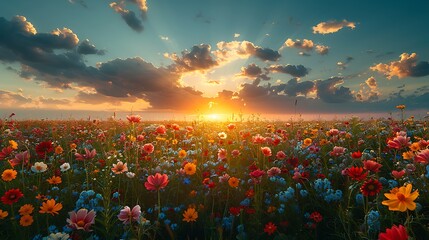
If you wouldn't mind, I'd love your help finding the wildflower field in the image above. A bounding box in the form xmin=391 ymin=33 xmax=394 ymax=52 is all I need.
xmin=0 ymin=115 xmax=428 ymax=240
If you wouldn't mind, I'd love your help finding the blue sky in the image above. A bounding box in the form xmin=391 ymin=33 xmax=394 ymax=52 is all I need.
xmin=1 ymin=0 xmax=428 ymax=119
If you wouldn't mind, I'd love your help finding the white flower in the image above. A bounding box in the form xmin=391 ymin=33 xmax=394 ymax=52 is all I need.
xmin=46 ymin=232 xmax=70 ymax=240
xmin=126 ymin=172 xmax=136 ymax=178
xmin=60 ymin=163 xmax=71 ymax=172
xmin=31 ymin=162 xmax=48 ymax=173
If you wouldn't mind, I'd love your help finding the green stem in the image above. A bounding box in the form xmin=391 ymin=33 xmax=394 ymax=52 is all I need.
xmin=157 ymin=190 xmax=161 ymax=221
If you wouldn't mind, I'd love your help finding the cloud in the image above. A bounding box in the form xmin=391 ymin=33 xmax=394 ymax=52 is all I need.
xmin=77 ymin=39 xmax=105 ymax=55
xmin=237 ymin=63 xmax=270 ymax=81
xmin=109 ymin=1 xmax=144 ymax=32
xmin=159 ymin=35 xmax=169 ymax=41
xmin=195 ymin=11 xmax=212 ymax=24
xmin=365 ymin=76 xmax=377 ymax=89
xmin=356 ymin=76 xmax=380 ymax=102
xmin=128 ymin=0 xmax=148 ymax=18
xmin=337 ymin=56 xmax=354 ymax=70
xmin=282 ymin=38 xmax=329 ymax=55
xmin=0 ymin=89 xmax=32 ymax=106
xmin=268 ymin=64 xmax=310 ymax=78
xmin=313 ymin=20 xmax=356 ymax=34
xmin=272 ymin=78 xmax=316 ymax=96
xmin=165 ymin=44 xmax=219 ymax=72
xmin=370 ymin=53 xmax=429 ymax=79
xmin=68 ymin=0 xmax=87 ymax=7
xmin=234 ymin=33 xmax=240 ymax=38
xmin=316 ymin=77 xmax=354 ymax=103
xmin=214 ymin=40 xmax=281 ymax=62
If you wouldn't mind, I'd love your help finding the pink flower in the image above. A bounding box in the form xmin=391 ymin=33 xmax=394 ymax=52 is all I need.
xmin=218 ymin=148 xmax=227 ymax=160
xmin=363 ymin=160 xmax=382 ymax=173
xmin=118 ymin=205 xmax=141 ymax=224
xmin=387 ymin=134 xmax=410 ymax=149
xmin=261 ymin=147 xmax=272 ymax=157
xmin=330 ymin=146 xmax=347 ymax=157
xmin=126 ymin=115 xmax=141 ymax=123
xmin=75 ymin=148 xmax=96 ymax=161
xmin=9 ymin=151 xmax=30 ymax=168
xmin=67 ymin=209 xmax=96 ymax=232
xmin=142 ymin=143 xmax=155 ymax=154
xmin=267 ymin=167 xmax=281 ymax=177
xmin=414 ymin=149 xmax=429 ymax=164
xmin=144 ymin=173 xmax=169 ymax=191
xmin=231 ymin=149 xmax=241 ymax=157
xmin=111 ymin=161 xmax=128 ymax=174
xmin=250 ymin=169 xmax=265 ymax=179
xmin=275 ymin=151 xmax=286 ymax=160
xmin=252 ymin=134 xmax=265 ymax=144
xmin=328 ymin=129 xmax=339 ymax=136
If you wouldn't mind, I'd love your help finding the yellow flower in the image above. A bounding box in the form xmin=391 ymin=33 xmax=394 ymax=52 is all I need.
xmin=1 ymin=169 xmax=17 ymax=182
xmin=183 ymin=207 xmax=198 ymax=222
xmin=46 ymin=176 xmax=62 ymax=185
xmin=128 ymin=135 xmax=136 ymax=142
xmin=184 ymin=162 xmax=196 ymax=175
xmin=55 ymin=146 xmax=64 ymax=155
xmin=19 ymin=204 xmax=34 ymax=216
xmin=19 ymin=215 xmax=33 ymax=227
xmin=39 ymin=199 xmax=63 ymax=215
xmin=9 ymin=140 xmax=18 ymax=150
xmin=382 ymin=184 xmax=419 ymax=212
xmin=0 ymin=209 xmax=8 ymax=219
xmin=228 ymin=177 xmax=239 ymax=188
xmin=178 ymin=150 xmax=187 ymax=159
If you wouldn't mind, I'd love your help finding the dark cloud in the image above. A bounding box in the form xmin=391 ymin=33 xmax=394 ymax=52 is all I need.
xmin=272 ymin=78 xmax=316 ymax=96
xmin=268 ymin=64 xmax=310 ymax=78
xmin=316 ymin=77 xmax=354 ymax=103
xmin=371 ymin=53 xmax=429 ymax=79
xmin=337 ymin=56 xmax=354 ymax=70
xmin=109 ymin=2 xmax=144 ymax=32
xmin=254 ymin=47 xmax=281 ymax=62
xmin=77 ymin=39 xmax=105 ymax=55
xmin=167 ymin=44 xmax=218 ymax=72
xmin=238 ymin=63 xmax=270 ymax=81
xmin=195 ymin=11 xmax=212 ymax=24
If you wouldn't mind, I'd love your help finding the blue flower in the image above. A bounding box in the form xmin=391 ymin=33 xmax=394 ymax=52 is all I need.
xmin=367 ymin=210 xmax=380 ymax=233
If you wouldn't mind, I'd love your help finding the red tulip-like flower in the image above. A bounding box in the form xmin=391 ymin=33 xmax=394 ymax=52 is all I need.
xmin=144 ymin=173 xmax=169 ymax=191
xmin=363 ymin=160 xmax=382 ymax=173
xmin=75 ymin=148 xmax=97 ymax=161
xmin=378 ymin=224 xmax=408 ymax=240
xmin=67 ymin=208 xmax=96 ymax=232
xmin=414 ymin=149 xmax=429 ymax=164
xmin=346 ymin=166 xmax=368 ymax=181
xmin=126 ymin=115 xmax=141 ymax=123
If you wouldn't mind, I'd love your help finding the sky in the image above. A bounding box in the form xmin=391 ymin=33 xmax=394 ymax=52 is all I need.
xmin=0 ymin=0 xmax=428 ymax=120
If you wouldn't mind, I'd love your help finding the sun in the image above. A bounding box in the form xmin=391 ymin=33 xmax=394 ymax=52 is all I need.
xmin=202 ymin=113 xmax=227 ymax=122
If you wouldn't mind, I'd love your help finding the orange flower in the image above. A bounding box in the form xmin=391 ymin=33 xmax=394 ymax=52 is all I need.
xmin=55 ymin=146 xmax=64 ymax=155
xmin=409 ymin=142 xmax=420 ymax=152
xmin=1 ymin=169 xmax=17 ymax=182
xmin=70 ymin=143 xmax=77 ymax=150
xmin=184 ymin=162 xmax=196 ymax=175
xmin=39 ymin=199 xmax=63 ymax=215
xmin=19 ymin=204 xmax=34 ymax=215
xmin=303 ymin=138 xmax=312 ymax=147
xmin=178 ymin=150 xmax=187 ymax=159
xmin=183 ymin=207 xmax=198 ymax=222
xmin=382 ymin=184 xmax=419 ymax=212
xmin=111 ymin=161 xmax=128 ymax=174
xmin=9 ymin=140 xmax=18 ymax=150
xmin=19 ymin=214 xmax=33 ymax=227
xmin=228 ymin=177 xmax=239 ymax=188
xmin=0 ymin=209 xmax=8 ymax=219
xmin=47 ymin=176 xmax=62 ymax=185
xmin=402 ymin=151 xmax=414 ymax=160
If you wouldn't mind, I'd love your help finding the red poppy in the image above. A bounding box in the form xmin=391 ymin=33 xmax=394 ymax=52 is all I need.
xmin=264 ymin=222 xmax=277 ymax=235
xmin=378 ymin=225 xmax=408 ymax=240
xmin=363 ymin=160 xmax=382 ymax=173
xmin=346 ymin=166 xmax=368 ymax=181
xmin=229 ymin=207 xmax=241 ymax=216
xmin=1 ymin=188 xmax=24 ymax=205
xmin=360 ymin=179 xmax=382 ymax=196
xmin=35 ymin=141 xmax=54 ymax=159
xmin=310 ymin=211 xmax=323 ymax=223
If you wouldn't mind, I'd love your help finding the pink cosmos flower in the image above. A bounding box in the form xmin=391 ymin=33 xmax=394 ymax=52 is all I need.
xmin=387 ymin=134 xmax=410 ymax=149
xmin=414 ymin=149 xmax=429 ymax=164
xmin=75 ymin=148 xmax=96 ymax=161
xmin=363 ymin=160 xmax=382 ymax=173
xmin=275 ymin=151 xmax=286 ymax=160
xmin=218 ymin=148 xmax=227 ymax=160
xmin=330 ymin=146 xmax=347 ymax=157
xmin=261 ymin=147 xmax=272 ymax=157
xmin=267 ymin=167 xmax=281 ymax=177
xmin=142 ymin=143 xmax=155 ymax=154
xmin=144 ymin=173 xmax=169 ymax=191
xmin=67 ymin=209 xmax=96 ymax=232
xmin=117 ymin=205 xmax=141 ymax=224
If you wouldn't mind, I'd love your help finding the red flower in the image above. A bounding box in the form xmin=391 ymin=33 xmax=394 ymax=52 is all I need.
xmin=1 ymin=188 xmax=24 ymax=205
xmin=126 ymin=115 xmax=141 ymax=123
xmin=0 ymin=146 xmax=13 ymax=161
xmin=378 ymin=225 xmax=408 ymax=240
xmin=35 ymin=141 xmax=54 ymax=159
xmin=414 ymin=149 xmax=429 ymax=164
xmin=264 ymin=222 xmax=277 ymax=235
xmin=144 ymin=173 xmax=169 ymax=191
xmin=310 ymin=211 xmax=323 ymax=223
xmin=229 ymin=207 xmax=241 ymax=216
xmin=360 ymin=179 xmax=382 ymax=196
xmin=351 ymin=151 xmax=362 ymax=159
xmin=346 ymin=166 xmax=368 ymax=181
xmin=391 ymin=170 xmax=405 ymax=179
xmin=363 ymin=160 xmax=382 ymax=173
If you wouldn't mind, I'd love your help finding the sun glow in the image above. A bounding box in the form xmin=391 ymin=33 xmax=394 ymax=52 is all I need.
xmin=203 ymin=113 xmax=227 ymax=122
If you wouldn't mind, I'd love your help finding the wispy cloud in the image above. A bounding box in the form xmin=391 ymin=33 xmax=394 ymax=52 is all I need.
xmin=313 ymin=19 xmax=356 ymax=34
